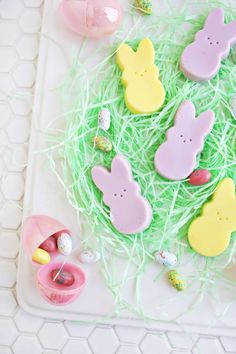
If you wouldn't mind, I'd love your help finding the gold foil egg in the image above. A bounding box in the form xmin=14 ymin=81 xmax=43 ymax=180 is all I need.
xmin=167 ymin=270 xmax=186 ymax=291
xmin=93 ymin=136 xmax=112 ymax=153
xmin=134 ymin=0 xmax=153 ymax=15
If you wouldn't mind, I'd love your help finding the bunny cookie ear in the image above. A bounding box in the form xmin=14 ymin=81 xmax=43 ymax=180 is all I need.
xmin=136 ymin=38 xmax=155 ymax=65
xmin=111 ymin=155 xmax=133 ymax=180
xmin=91 ymin=166 xmax=110 ymax=193
xmin=116 ymin=43 xmax=135 ymax=70
xmin=214 ymin=178 xmax=235 ymax=202
xmin=224 ymin=20 xmax=236 ymax=42
xmin=175 ymin=100 xmax=196 ymax=125
xmin=194 ymin=110 xmax=215 ymax=136
xmin=204 ymin=8 xmax=224 ymax=29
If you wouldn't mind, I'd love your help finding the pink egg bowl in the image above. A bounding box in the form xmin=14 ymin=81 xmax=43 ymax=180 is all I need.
xmin=37 ymin=262 xmax=86 ymax=306
xmin=22 ymin=215 xmax=86 ymax=305
xmin=22 ymin=215 xmax=72 ymax=264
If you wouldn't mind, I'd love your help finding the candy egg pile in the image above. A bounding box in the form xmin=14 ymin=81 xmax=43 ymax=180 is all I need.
xmin=155 ymin=251 xmax=177 ymax=267
xmin=32 ymin=232 xmax=72 ymax=265
xmin=51 ymin=268 xmax=75 ymax=286
xmin=154 ymin=251 xmax=186 ymax=292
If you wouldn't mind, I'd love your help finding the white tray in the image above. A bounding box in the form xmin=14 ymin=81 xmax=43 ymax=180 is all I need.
xmin=17 ymin=0 xmax=236 ymax=336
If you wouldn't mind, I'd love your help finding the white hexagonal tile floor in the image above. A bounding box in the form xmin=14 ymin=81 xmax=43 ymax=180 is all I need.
xmin=0 ymin=261 xmax=17 ymax=287
xmin=13 ymin=62 xmax=36 ymax=88
xmin=0 ymin=102 xmax=11 ymax=129
xmin=0 ymin=203 xmax=22 ymax=229
xmin=19 ymin=10 xmax=41 ymax=34
xmin=0 ymin=290 xmax=17 ymax=316
xmin=12 ymin=335 xmax=42 ymax=354
xmin=0 ymin=23 xmax=20 ymax=46
xmin=0 ymin=48 xmax=17 ymax=73
xmin=140 ymin=333 xmax=171 ymax=354
xmin=63 ymin=339 xmax=91 ymax=354
xmin=16 ymin=36 xmax=39 ymax=61
xmin=117 ymin=345 xmax=141 ymax=354
xmin=192 ymin=337 xmax=225 ymax=354
xmin=6 ymin=118 xmax=30 ymax=143
xmin=2 ymin=174 xmax=24 ymax=201
xmin=0 ymin=1 xmax=235 ymax=353
xmin=88 ymin=327 xmax=119 ymax=354
xmin=0 ymin=232 xmax=19 ymax=258
xmin=38 ymin=322 xmax=68 ymax=350
xmin=0 ymin=318 xmax=18 ymax=346
xmin=14 ymin=309 xmax=44 ymax=333
xmin=0 ymin=0 xmax=23 ymax=19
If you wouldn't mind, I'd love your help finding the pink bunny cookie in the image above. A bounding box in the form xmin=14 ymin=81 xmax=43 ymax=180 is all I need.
xmin=154 ymin=100 xmax=215 ymax=180
xmin=91 ymin=154 xmax=152 ymax=234
xmin=180 ymin=8 xmax=236 ymax=82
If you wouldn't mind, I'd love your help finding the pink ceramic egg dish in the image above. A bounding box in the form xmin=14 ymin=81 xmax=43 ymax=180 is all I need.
xmin=59 ymin=0 xmax=122 ymax=39
xmin=22 ymin=215 xmax=86 ymax=306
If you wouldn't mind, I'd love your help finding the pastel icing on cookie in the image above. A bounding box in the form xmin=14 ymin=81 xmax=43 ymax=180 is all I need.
xmin=154 ymin=100 xmax=215 ymax=180
xmin=180 ymin=8 xmax=236 ymax=82
xmin=188 ymin=178 xmax=236 ymax=257
xmin=91 ymin=154 xmax=152 ymax=234
xmin=116 ymin=38 xmax=165 ymax=114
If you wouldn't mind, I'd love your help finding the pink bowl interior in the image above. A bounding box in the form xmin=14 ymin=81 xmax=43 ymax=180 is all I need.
xmin=37 ymin=262 xmax=86 ymax=293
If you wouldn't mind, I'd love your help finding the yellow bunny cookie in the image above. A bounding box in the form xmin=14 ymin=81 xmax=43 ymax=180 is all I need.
xmin=116 ymin=38 xmax=165 ymax=114
xmin=188 ymin=178 xmax=236 ymax=257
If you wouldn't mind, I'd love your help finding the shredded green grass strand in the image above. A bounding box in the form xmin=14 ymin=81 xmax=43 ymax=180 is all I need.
xmin=47 ymin=1 xmax=236 ymax=321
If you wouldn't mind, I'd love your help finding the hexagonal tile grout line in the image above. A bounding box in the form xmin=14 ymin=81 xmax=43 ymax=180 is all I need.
xmin=0 ymin=1 xmax=235 ymax=354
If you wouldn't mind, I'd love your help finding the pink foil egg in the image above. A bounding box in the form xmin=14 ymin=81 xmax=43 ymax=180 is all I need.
xmin=40 ymin=235 xmax=57 ymax=253
xmin=188 ymin=169 xmax=211 ymax=186
xmin=51 ymin=268 xmax=75 ymax=286
xmin=59 ymin=0 xmax=122 ymax=39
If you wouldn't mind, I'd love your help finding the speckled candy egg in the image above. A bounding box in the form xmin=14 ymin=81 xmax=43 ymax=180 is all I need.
xmin=168 ymin=270 xmax=186 ymax=291
xmin=93 ymin=136 xmax=112 ymax=153
xmin=57 ymin=233 xmax=72 ymax=256
xmin=155 ymin=251 xmax=177 ymax=267
xmin=79 ymin=250 xmax=101 ymax=264
xmin=134 ymin=0 xmax=153 ymax=14
xmin=98 ymin=108 xmax=111 ymax=131
xmin=188 ymin=169 xmax=211 ymax=186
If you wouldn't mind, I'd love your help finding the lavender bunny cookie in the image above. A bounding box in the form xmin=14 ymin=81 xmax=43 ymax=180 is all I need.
xmin=180 ymin=8 xmax=236 ymax=82
xmin=92 ymin=154 xmax=152 ymax=234
xmin=154 ymin=100 xmax=215 ymax=180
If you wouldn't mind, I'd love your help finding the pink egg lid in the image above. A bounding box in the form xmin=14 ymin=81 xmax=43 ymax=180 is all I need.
xmin=22 ymin=215 xmax=72 ymax=264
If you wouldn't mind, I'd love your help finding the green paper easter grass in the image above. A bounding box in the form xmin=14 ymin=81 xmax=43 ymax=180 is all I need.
xmin=49 ymin=1 xmax=236 ymax=321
